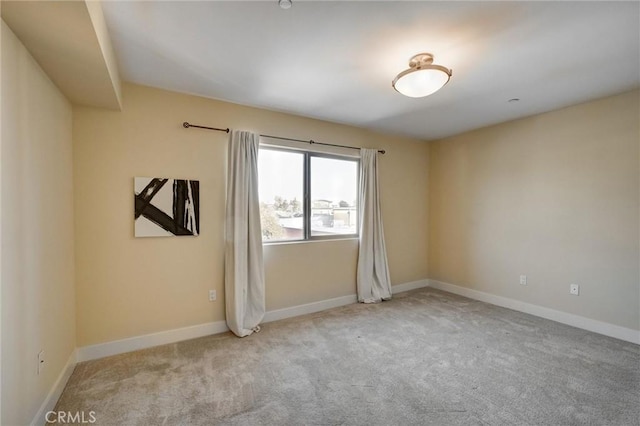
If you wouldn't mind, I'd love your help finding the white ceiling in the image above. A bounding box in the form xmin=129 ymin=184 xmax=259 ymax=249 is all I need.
xmin=101 ymin=1 xmax=639 ymax=141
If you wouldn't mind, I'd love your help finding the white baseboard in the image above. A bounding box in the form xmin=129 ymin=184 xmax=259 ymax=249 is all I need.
xmin=31 ymin=349 xmax=77 ymax=426
xmin=77 ymin=279 xmax=429 ymax=363
xmin=428 ymin=279 xmax=640 ymax=345
xmin=259 ymin=282 xmax=434 ymax=323
xmin=77 ymin=321 xmax=229 ymax=362
xmin=392 ymin=279 xmax=429 ymax=293
xmin=263 ymin=293 xmax=357 ymax=323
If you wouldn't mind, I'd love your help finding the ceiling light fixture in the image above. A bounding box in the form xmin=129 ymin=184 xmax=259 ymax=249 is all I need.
xmin=392 ymin=53 xmax=452 ymax=98
xmin=279 ymin=0 xmax=292 ymax=9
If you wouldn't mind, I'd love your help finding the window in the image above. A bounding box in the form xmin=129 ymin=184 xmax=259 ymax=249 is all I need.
xmin=258 ymin=149 xmax=304 ymax=242
xmin=258 ymin=146 xmax=359 ymax=242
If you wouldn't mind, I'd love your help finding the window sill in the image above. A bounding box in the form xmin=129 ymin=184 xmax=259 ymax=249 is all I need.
xmin=262 ymin=237 xmax=358 ymax=246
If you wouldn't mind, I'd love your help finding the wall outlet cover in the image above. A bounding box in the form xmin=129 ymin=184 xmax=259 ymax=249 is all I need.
xmin=570 ymin=284 xmax=580 ymax=296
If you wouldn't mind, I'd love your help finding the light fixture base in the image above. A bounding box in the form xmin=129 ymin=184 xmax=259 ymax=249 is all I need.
xmin=408 ymin=53 xmax=434 ymax=69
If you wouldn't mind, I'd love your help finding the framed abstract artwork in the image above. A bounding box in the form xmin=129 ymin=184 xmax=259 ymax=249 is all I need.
xmin=134 ymin=177 xmax=200 ymax=237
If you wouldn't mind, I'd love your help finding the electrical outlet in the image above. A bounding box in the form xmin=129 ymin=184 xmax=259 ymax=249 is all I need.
xmin=570 ymin=284 xmax=579 ymax=296
xmin=37 ymin=350 xmax=45 ymax=375
xmin=519 ymin=275 xmax=527 ymax=286
xmin=209 ymin=290 xmax=217 ymax=302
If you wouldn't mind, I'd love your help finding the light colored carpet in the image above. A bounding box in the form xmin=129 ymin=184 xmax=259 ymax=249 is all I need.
xmin=55 ymin=288 xmax=640 ymax=425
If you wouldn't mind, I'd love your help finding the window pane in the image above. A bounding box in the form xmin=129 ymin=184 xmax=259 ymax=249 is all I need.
xmin=258 ymin=149 xmax=304 ymax=242
xmin=310 ymin=156 xmax=358 ymax=237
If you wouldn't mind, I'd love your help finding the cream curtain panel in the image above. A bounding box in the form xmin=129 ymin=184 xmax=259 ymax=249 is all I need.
xmin=224 ymin=130 xmax=265 ymax=337
xmin=356 ymin=148 xmax=392 ymax=303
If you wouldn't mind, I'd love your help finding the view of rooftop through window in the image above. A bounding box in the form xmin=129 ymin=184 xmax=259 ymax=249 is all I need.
xmin=258 ymin=148 xmax=358 ymax=242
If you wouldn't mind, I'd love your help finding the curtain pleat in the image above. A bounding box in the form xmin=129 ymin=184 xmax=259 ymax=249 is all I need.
xmin=224 ymin=130 xmax=265 ymax=336
xmin=357 ymin=148 xmax=392 ymax=303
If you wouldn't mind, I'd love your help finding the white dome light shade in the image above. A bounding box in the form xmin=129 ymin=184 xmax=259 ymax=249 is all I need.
xmin=392 ymin=53 xmax=452 ymax=98
xmin=393 ymin=68 xmax=450 ymax=98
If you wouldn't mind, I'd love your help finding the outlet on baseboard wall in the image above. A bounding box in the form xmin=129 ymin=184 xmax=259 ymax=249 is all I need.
xmin=519 ymin=275 xmax=527 ymax=286
xmin=570 ymin=284 xmax=580 ymax=296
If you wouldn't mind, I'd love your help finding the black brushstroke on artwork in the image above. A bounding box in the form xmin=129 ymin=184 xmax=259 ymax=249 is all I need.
xmin=134 ymin=178 xmax=200 ymax=236
xmin=173 ymin=180 xmax=188 ymax=234
xmin=190 ymin=180 xmax=200 ymax=234
xmin=134 ymin=178 xmax=168 ymax=219
xmin=134 ymin=197 xmax=193 ymax=235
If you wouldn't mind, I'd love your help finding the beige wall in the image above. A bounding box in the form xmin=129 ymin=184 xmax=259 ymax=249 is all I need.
xmin=1 ymin=21 xmax=76 ymax=425
xmin=73 ymin=83 xmax=429 ymax=347
xmin=428 ymin=90 xmax=640 ymax=330
xmin=0 ymin=6 xmax=3 ymax=425
xmin=1 ymin=6 xmax=4 ymax=425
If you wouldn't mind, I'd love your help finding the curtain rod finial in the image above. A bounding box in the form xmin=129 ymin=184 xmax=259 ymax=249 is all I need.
xmin=183 ymin=122 xmax=190 ymax=128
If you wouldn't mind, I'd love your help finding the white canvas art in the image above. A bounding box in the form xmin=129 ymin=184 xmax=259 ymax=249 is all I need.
xmin=134 ymin=177 xmax=200 ymax=237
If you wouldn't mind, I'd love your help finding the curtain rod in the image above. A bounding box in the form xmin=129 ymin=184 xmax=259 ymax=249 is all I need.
xmin=182 ymin=122 xmax=386 ymax=154
xmin=183 ymin=122 xmax=230 ymax=133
